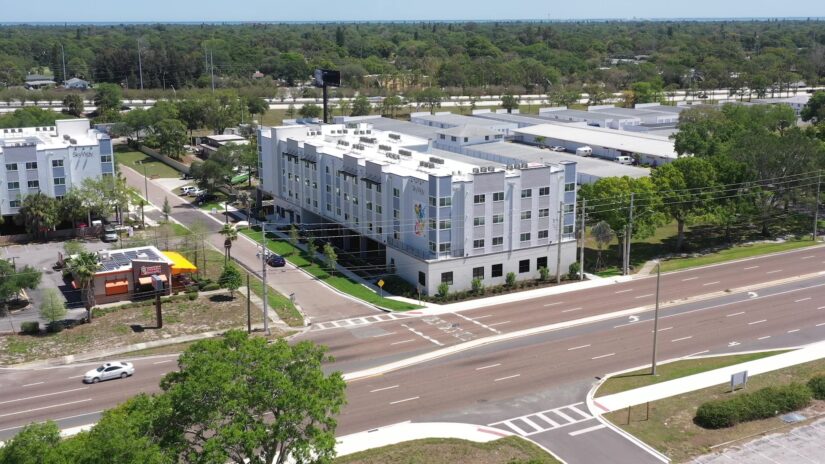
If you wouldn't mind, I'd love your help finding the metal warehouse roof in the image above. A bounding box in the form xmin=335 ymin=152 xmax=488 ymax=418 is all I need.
xmin=538 ymin=108 xmax=639 ymax=123
xmin=515 ymin=124 xmax=679 ymax=159
xmin=472 ymin=111 xmax=572 ymax=128
xmin=412 ymin=112 xmax=515 ymax=129
xmin=339 ymin=116 xmax=442 ymax=140
xmin=463 ymin=142 xmax=649 ymax=180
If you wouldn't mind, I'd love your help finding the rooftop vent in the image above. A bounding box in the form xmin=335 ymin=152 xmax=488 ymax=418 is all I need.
xmin=429 ymin=157 xmax=444 ymax=164
xmin=398 ymin=149 xmax=412 ymax=157
xmin=389 ymin=133 xmax=401 ymax=141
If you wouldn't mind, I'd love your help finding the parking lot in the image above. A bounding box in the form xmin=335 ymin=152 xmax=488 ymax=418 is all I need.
xmin=692 ymin=418 xmax=825 ymax=464
xmin=1 ymin=239 xmax=112 ymax=332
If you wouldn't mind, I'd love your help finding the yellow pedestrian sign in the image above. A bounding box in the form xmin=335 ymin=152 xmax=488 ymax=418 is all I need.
xmin=377 ymin=279 xmax=385 ymax=288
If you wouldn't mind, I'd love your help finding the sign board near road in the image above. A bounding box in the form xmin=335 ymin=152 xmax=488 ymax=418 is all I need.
xmin=731 ymin=370 xmax=748 ymax=391
xmin=377 ymin=279 xmax=385 ymax=288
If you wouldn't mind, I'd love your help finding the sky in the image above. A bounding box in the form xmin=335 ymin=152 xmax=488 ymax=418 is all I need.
xmin=3 ymin=0 xmax=825 ymax=23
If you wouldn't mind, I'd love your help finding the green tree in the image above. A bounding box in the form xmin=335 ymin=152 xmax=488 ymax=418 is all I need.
xmin=219 ymin=263 xmax=242 ymax=298
xmin=381 ymin=95 xmax=403 ymax=118
xmin=65 ymin=251 xmax=100 ymax=318
xmin=298 ymin=103 xmax=322 ymax=119
xmin=501 ymin=93 xmax=520 ymax=113
xmin=15 ymin=192 xmax=59 ymax=239
xmin=0 ymin=421 xmax=61 ymax=464
xmin=590 ymin=220 xmax=615 ymax=271
xmin=323 ymin=242 xmax=337 ymax=275
xmin=801 ymin=91 xmax=825 ymax=124
xmin=0 ymin=259 xmax=41 ymax=311
xmin=437 ymin=281 xmax=450 ymax=298
xmin=162 ymin=196 xmax=171 ymax=222
xmin=94 ymin=83 xmax=122 ymax=112
xmin=219 ymin=223 xmax=239 ymax=263
xmin=176 ymin=98 xmax=206 ymax=137
xmin=63 ymin=239 xmax=86 ymax=256
xmin=350 ymin=95 xmax=371 ymax=116
xmin=285 ymin=103 xmax=296 ymax=118
xmin=158 ymin=330 xmax=346 ymax=464
xmin=414 ymin=87 xmax=443 ymax=114
xmin=62 ymin=94 xmax=85 ymax=117
xmin=651 ymin=157 xmax=719 ymax=250
xmin=246 ymin=96 xmax=269 ymax=123
xmin=306 ymin=239 xmax=317 ymax=263
xmin=122 ymin=107 xmax=151 ymax=142
xmin=271 ymin=52 xmax=310 ymax=86
xmin=39 ymin=288 xmax=67 ymax=330
xmin=152 ymin=118 xmax=187 ymax=159
xmin=288 ymin=225 xmax=300 ymax=254
xmin=204 ymin=92 xmax=242 ymax=135
xmin=505 ymin=271 xmax=516 ymax=287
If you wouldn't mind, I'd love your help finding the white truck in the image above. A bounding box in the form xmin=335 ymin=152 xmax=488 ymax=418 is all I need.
xmin=575 ymin=146 xmax=593 ymax=157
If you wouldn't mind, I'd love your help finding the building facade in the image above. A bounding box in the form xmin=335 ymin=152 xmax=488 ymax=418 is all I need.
xmin=259 ymin=122 xmax=578 ymax=295
xmin=0 ymin=119 xmax=113 ymax=218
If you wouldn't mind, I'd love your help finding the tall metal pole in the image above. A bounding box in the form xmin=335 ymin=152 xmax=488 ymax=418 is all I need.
xmin=556 ymin=200 xmax=564 ymax=284
xmin=579 ymin=197 xmax=586 ymax=281
xmin=142 ymin=162 xmax=149 ymax=201
xmin=322 ymin=83 xmax=329 ymax=123
xmin=625 ymin=192 xmax=635 ymax=275
xmin=210 ymin=50 xmax=215 ymax=93
xmin=60 ymin=44 xmax=67 ymax=85
xmin=246 ymin=273 xmax=251 ymax=334
xmin=651 ymin=261 xmax=661 ymax=375
xmin=137 ymin=39 xmax=144 ymax=90
xmin=261 ymin=223 xmax=269 ymax=335
xmin=814 ymin=173 xmax=821 ymax=242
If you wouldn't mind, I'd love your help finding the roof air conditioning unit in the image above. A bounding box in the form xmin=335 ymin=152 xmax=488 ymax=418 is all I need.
xmin=472 ymin=168 xmax=480 ymax=174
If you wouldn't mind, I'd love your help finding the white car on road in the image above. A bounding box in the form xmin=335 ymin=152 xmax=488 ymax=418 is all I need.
xmin=83 ymin=362 xmax=134 ymax=384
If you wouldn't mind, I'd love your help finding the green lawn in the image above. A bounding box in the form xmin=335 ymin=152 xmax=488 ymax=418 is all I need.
xmin=115 ymin=147 xmax=181 ymax=178
xmin=335 ymin=436 xmax=560 ymax=464
xmin=596 ymin=351 xmax=787 ymax=397
xmin=241 ymin=229 xmax=421 ymax=311
xmin=657 ymin=240 xmax=820 ymax=273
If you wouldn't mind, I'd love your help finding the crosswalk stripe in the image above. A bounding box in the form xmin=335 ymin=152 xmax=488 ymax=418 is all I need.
xmin=567 ymin=404 xmax=590 ymax=419
xmin=535 ymin=412 xmax=559 ymax=427
xmin=520 ymin=416 xmax=542 ymax=432
xmin=504 ymin=420 xmax=529 ymax=436
xmin=552 ymin=409 xmax=576 ymax=422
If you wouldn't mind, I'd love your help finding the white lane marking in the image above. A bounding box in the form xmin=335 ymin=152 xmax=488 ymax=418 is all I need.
xmin=390 ymin=339 xmax=415 ymax=346
xmin=726 ymin=311 xmax=746 ymax=317
xmin=795 ymin=298 xmax=812 ymax=303
xmin=766 ymin=269 xmax=783 ymax=274
xmin=536 ymin=412 xmax=560 ymax=427
xmin=553 ymin=409 xmax=576 ymax=422
xmin=653 ymin=327 xmax=673 ymax=332
xmin=400 ymin=324 xmax=444 ymax=346
xmin=702 ymin=281 xmax=720 ymax=286
xmin=476 ymin=363 xmax=502 ymax=371
xmin=758 ymin=336 xmax=772 ymax=340
xmin=488 ymin=321 xmax=511 ymax=327
xmin=472 ymin=315 xmax=494 ymax=320
xmin=744 ymin=266 xmax=760 ymax=270
xmin=749 ymin=319 xmax=768 ymax=325
xmin=787 ymin=329 xmax=801 ymax=334
xmin=503 ymin=420 xmax=529 ymax=435
xmin=567 ymin=344 xmax=591 ymax=351
xmin=68 ymin=375 xmax=84 ymax=379
xmin=614 ymin=289 xmax=634 ymax=294
xmin=561 ymin=307 xmax=583 ymax=313
xmin=370 ymin=385 xmax=399 ymax=393
xmin=371 ymin=332 xmax=396 ymax=338
xmin=671 ymin=336 xmax=693 ymax=342
xmin=801 ymin=255 xmax=815 ymax=260
xmin=569 ymin=424 xmax=607 ymax=436
xmin=817 ymin=323 xmax=825 ymax=327
xmin=453 ymin=312 xmax=501 ymax=334
xmin=22 ymin=382 xmax=44 ymax=387
xmin=0 ymin=387 xmax=88 ymax=406
xmin=389 ymin=396 xmax=419 ymax=405
xmin=685 ymin=350 xmax=710 ymax=357
xmin=0 ymin=398 xmax=92 ymax=418
xmin=681 ymin=277 xmax=699 ymax=282
xmin=591 ymin=353 xmax=615 ymax=360
xmin=494 ymin=374 xmax=521 ymax=382
xmin=818 ymin=306 xmax=825 ymax=310
xmin=153 ymin=360 xmax=174 ymax=364
xmin=543 ymin=302 xmax=564 ymax=307
xmin=635 ymin=294 xmax=655 ymax=299
xmin=568 ymin=404 xmax=591 ymax=419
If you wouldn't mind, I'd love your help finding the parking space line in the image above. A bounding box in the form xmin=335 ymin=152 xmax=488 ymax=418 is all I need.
xmin=748 ymin=319 xmax=767 ymax=325
xmin=553 ymin=409 xmax=576 ymax=422
xmin=390 ymin=339 xmax=415 ymax=346
xmin=370 ymin=385 xmax=399 ymax=393
xmin=567 ymin=344 xmax=591 ymax=351
xmin=536 ymin=412 xmax=559 ymax=427
xmin=400 ymin=324 xmax=444 ymax=347
xmin=153 ymin=360 xmax=174 ymax=364
xmin=681 ymin=277 xmax=699 ymax=282
xmin=614 ymin=289 xmax=633 ymax=294
xmin=758 ymin=336 xmax=771 ymax=340
xmin=561 ymin=307 xmax=583 ymax=313
xmin=569 ymin=424 xmax=607 ymax=437
xmin=671 ymin=336 xmax=693 ymax=342
xmin=816 ymin=323 xmax=825 ymax=327
xmin=591 ymin=353 xmax=615 ymax=360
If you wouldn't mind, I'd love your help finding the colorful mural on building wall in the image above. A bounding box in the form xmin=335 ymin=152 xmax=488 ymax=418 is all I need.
xmin=414 ymin=203 xmax=425 ymax=237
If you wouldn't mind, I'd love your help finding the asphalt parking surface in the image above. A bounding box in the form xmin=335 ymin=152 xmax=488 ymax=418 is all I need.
xmin=692 ymin=417 xmax=825 ymax=464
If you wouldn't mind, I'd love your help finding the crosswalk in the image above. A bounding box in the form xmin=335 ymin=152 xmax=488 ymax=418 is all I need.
xmin=311 ymin=312 xmax=414 ymax=331
xmin=489 ymin=402 xmax=594 ymax=436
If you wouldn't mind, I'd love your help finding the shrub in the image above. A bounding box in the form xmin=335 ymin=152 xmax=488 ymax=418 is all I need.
xmin=197 ymin=279 xmax=214 ymax=290
xmin=695 ymin=399 xmax=741 ymax=429
xmin=538 ymin=267 xmax=549 ymax=281
xmin=695 ymin=383 xmax=812 ymax=429
xmin=471 ymin=278 xmax=484 ymax=295
xmin=46 ymin=321 xmax=64 ymax=333
xmin=20 ymin=321 xmax=40 ymax=335
xmin=437 ymin=282 xmax=450 ymax=298
xmin=505 ymin=272 xmax=517 ymax=287
xmin=568 ymin=261 xmax=581 ymax=280
xmin=201 ymin=282 xmax=221 ymax=291
xmin=186 ymin=290 xmax=199 ymax=301
xmin=808 ymin=375 xmax=825 ymax=400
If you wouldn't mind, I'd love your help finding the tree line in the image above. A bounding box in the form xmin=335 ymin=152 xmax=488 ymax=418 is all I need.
xmin=0 ymin=20 xmax=823 ymax=97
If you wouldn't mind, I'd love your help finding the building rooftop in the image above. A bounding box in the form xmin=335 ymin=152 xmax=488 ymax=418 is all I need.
xmin=0 ymin=119 xmax=105 ymax=153
xmin=539 ymin=108 xmax=639 ymax=123
xmin=634 ymin=103 xmax=690 ymax=114
xmin=437 ymin=125 xmax=499 ymax=139
xmin=334 ymin=115 xmax=442 ymax=140
xmin=205 ymin=134 xmax=248 ymax=142
xmin=94 ymin=246 xmax=172 ymax=274
xmin=465 ymin=141 xmax=649 ymax=179
xmin=515 ymin=124 xmax=679 ymax=159
xmin=472 ymin=111 xmax=570 ymax=127
xmin=411 ymin=112 xmax=515 ymax=130
xmin=588 ymin=107 xmax=678 ymax=119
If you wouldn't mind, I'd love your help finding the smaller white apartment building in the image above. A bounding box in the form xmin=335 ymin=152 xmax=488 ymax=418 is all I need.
xmin=0 ymin=119 xmax=113 ymax=218
xmin=259 ymin=122 xmax=578 ymax=295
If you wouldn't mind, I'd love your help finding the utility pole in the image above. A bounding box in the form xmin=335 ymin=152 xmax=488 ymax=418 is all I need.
xmin=579 ymin=197 xmax=586 ymax=281
xmin=556 ymin=200 xmax=564 ymax=284
xmin=210 ymin=50 xmax=215 ymax=93
xmin=59 ymin=43 xmax=67 ymax=85
xmin=137 ymin=39 xmax=144 ymax=90
xmin=650 ymin=261 xmax=662 ymax=375
xmin=246 ymin=273 xmax=251 ymax=334
xmin=625 ymin=192 xmax=635 ymax=275
xmin=814 ymin=173 xmax=821 ymax=242
xmin=261 ymin=223 xmax=270 ymax=335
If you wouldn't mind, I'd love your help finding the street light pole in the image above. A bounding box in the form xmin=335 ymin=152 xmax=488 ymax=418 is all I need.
xmin=261 ymin=222 xmax=269 ymax=336
xmin=814 ymin=173 xmax=821 ymax=242
xmin=650 ymin=261 xmax=662 ymax=376
xmin=140 ymin=161 xmax=149 ymax=202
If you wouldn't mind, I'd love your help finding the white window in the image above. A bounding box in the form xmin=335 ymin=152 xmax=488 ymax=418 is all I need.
xmin=5 ymin=163 xmax=17 ymax=171
xmin=439 ymin=197 xmax=452 ymax=207
xmin=101 ymin=155 xmax=113 ymax=163
xmin=473 ymin=194 xmax=486 ymax=204
xmin=52 ymin=160 xmax=64 ymax=168
xmin=521 ymin=189 xmax=532 ymax=198
xmin=25 ymin=162 xmax=37 ymax=170
xmin=564 ymin=204 xmax=574 ymax=213
xmin=520 ymin=211 xmax=532 ymax=220
xmin=27 ymin=180 xmax=39 ymax=189
xmin=54 ymin=177 xmax=65 ymax=185
xmin=539 ymin=187 xmax=550 ymax=196
xmin=493 ymin=214 xmax=504 ymax=224
xmin=474 ymin=217 xmax=485 ymax=227
xmin=493 ymin=192 xmax=504 ymax=202
xmin=9 ymin=200 xmax=20 ymax=208
xmin=538 ymin=230 xmax=549 ymax=239
xmin=7 ymin=181 xmax=19 ymax=190
xmin=492 ymin=236 xmax=503 ymax=246
xmin=539 ymin=208 xmax=550 ymax=218
xmin=473 ymin=239 xmax=485 ymax=249
xmin=520 ymin=233 xmax=531 ymax=242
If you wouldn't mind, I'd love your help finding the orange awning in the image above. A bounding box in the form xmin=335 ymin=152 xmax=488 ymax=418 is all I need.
xmin=139 ymin=275 xmax=167 ymax=286
xmin=104 ymin=279 xmax=128 ymax=296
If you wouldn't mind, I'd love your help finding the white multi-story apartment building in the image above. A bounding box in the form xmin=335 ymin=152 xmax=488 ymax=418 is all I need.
xmin=258 ymin=122 xmax=577 ymax=295
xmin=0 ymin=119 xmax=113 ymax=218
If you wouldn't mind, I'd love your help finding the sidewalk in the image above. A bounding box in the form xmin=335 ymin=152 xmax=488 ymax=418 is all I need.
xmin=591 ymin=340 xmax=825 ymax=414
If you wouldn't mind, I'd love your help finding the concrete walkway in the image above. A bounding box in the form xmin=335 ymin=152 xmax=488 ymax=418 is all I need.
xmin=592 ymin=340 xmax=825 ymax=414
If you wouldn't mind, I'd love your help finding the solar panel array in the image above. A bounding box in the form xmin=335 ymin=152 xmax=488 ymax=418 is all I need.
xmin=98 ymin=248 xmax=162 ymax=272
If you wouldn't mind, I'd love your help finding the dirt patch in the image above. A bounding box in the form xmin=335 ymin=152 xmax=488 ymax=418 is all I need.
xmin=334 ymin=437 xmax=560 ymax=464
xmin=0 ymin=292 xmax=270 ymax=365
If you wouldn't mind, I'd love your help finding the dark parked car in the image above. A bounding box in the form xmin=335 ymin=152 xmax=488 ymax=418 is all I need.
xmin=266 ymin=254 xmax=286 ymax=267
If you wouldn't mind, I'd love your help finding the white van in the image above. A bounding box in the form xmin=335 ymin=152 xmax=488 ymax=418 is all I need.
xmin=575 ymin=146 xmax=593 ymax=157
xmin=616 ymin=155 xmax=633 ymax=165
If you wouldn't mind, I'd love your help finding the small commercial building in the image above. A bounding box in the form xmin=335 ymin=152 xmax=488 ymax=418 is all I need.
xmin=410 ymin=112 xmax=518 ymax=136
xmin=73 ymin=246 xmax=197 ymax=306
xmin=538 ymin=107 xmax=640 ymax=129
xmin=199 ymin=134 xmax=249 ymax=157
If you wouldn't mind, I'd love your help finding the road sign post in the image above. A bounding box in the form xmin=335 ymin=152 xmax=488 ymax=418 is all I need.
xmin=378 ymin=279 xmax=385 ymax=298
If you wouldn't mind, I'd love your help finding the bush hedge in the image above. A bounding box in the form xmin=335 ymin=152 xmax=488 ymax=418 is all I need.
xmin=186 ymin=290 xmax=199 ymax=301
xmin=694 ymin=383 xmax=812 ymax=429
xmin=808 ymin=375 xmax=825 ymax=400
xmin=201 ymin=282 xmax=221 ymax=292
xmin=20 ymin=321 xmax=39 ymax=334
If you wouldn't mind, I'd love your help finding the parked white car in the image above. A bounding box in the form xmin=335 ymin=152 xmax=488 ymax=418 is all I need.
xmin=549 ymin=146 xmax=566 ymax=152
xmin=180 ymin=186 xmax=196 ymax=195
xmin=189 ymin=187 xmax=206 ymax=197
xmin=83 ymin=362 xmax=134 ymax=383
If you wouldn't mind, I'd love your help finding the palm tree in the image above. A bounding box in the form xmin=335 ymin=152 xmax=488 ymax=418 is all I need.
xmin=66 ymin=251 xmax=101 ymax=321
xmin=236 ymin=190 xmax=254 ymax=223
xmin=219 ymin=223 xmax=239 ymax=264
xmin=591 ymin=221 xmax=615 ymax=272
